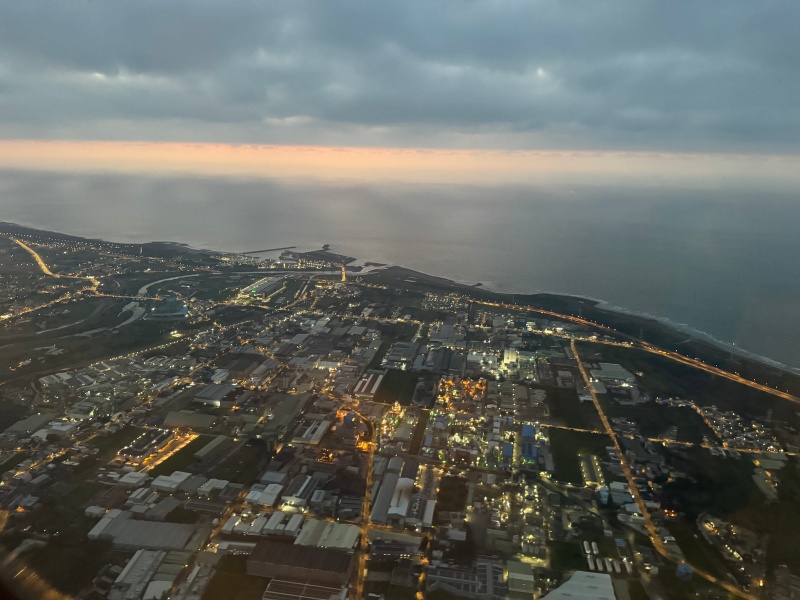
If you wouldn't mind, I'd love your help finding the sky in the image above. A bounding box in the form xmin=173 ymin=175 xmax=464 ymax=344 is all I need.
xmin=0 ymin=1 xmax=798 ymax=183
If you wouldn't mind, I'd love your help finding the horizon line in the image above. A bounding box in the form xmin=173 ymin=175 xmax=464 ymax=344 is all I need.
xmin=1 ymin=139 xmax=799 ymax=185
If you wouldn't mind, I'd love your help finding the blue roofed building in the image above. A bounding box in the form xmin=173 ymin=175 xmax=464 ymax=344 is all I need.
xmin=521 ymin=424 xmax=536 ymax=441
xmin=502 ymin=443 xmax=514 ymax=463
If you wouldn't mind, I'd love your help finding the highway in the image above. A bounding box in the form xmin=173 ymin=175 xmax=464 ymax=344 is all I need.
xmin=6 ymin=237 xmax=102 ymax=320
xmin=11 ymin=237 xmax=59 ymax=277
xmin=571 ymin=340 xmax=755 ymax=600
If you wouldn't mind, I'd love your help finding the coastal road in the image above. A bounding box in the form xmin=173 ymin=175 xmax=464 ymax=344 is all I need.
xmin=11 ymin=237 xmax=58 ymax=277
xmin=474 ymin=299 xmax=800 ymax=405
xmin=5 ymin=237 xmax=100 ymax=319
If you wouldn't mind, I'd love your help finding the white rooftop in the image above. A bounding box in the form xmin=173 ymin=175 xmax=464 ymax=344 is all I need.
xmin=542 ymin=571 xmax=616 ymax=600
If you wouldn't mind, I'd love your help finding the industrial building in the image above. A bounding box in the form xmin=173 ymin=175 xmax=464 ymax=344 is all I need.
xmin=353 ymin=373 xmax=384 ymax=398
xmin=261 ymin=579 xmax=347 ymax=600
xmin=282 ymin=474 xmax=320 ymax=508
xmin=220 ymin=510 xmax=305 ymax=539
xmin=427 ymin=566 xmax=479 ymax=598
xmin=194 ymin=435 xmax=231 ymax=462
xmin=589 ymin=363 xmax=636 ymax=384
xmin=162 ymin=410 xmax=217 ymax=430
xmin=506 ymin=561 xmax=536 ymax=597
xmin=247 ymin=541 xmax=355 ymax=586
xmin=541 ymin=571 xmax=616 ymax=599
xmin=151 ymin=471 xmax=193 ymax=494
xmin=292 ymin=419 xmax=331 ymax=445
xmin=241 ymin=276 xmax=284 ymax=297
xmin=246 ymin=483 xmax=284 ymax=507
xmin=88 ymin=510 xmax=208 ymax=551
xmin=371 ymin=458 xmax=437 ymax=527
xmin=118 ymin=428 xmax=173 ymax=462
xmin=107 ymin=549 xmax=165 ymax=600
xmin=294 ymin=519 xmax=360 ymax=552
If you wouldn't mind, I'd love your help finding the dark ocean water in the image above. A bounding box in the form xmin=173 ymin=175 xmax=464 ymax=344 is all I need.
xmin=2 ymin=169 xmax=799 ymax=369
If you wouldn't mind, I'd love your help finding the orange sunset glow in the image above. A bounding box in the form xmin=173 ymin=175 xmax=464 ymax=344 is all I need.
xmin=1 ymin=140 xmax=798 ymax=186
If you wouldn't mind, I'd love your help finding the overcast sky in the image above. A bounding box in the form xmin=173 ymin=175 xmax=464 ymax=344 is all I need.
xmin=1 ymin=1 xmax=798 ymax=156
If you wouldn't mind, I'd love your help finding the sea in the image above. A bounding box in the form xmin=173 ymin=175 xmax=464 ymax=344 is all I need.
xmin=2 ymin=168 xmax=800 ymax=370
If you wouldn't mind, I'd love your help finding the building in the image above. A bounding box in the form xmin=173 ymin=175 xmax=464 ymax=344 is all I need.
xmin=589 ymin=363 xmax=635 ymax=384
xmin=506 ymin=561 xmax=535 ymax=598
xmin=247 ymin=541 xmax=355 ymax=586
xmin=292 ymin=419 xmax=331 ymax=445
xmin=353 ymin=373 xmax=384 ymax=398
xmin=294 ymin=519 xmax=360 ymax=552
xmin=145 ymin=296 xmax=188 ymax=321
xmin=151 ymin=471 xmax=192 ymax=494
xmin=261 ymin=579 xmax=347 ymax=600
xmin=282 ymin=474 xmax=319 ymax=508
xmin=108 ymin=549 xmax=165 ymax=600
xmin=542 ymin=571 xmax=616 ymax=600
xmin=427 ymin=566 xmax=479 ymax=598
xmin=163 ymin=410 xmax=217 ymax=430
xmin=370 ymin=457 xmax=403 ymax=524
xmin=194 ymin=435 xmax=231 ymax=462
xmin=89 ymin=510 xmax=207 ymax=551
xmin=5 ymin=413 xmax=55 ymax=436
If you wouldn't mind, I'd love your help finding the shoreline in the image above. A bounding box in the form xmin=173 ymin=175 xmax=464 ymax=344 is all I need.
xmin=362 ymin=265 xmax=800 ymax=376
xmin=2 ymin=220 xmax=797 ymax=375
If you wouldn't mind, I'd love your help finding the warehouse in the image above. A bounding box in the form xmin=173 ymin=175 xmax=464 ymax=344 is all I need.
xmin=246 ymin=483 xmax=284 ymax=507
xmin=353 ymin=373 xmax=384 ymax=398
xmin=370 ymin=456 xmax=403 ymax=524
xmin=282 ymin=474 xmax=319 ymax=508
xmin=194 ymin=435 xmax=231 ymax=462
xmin=292 ymin=419 xmax=331 ymax=445
xmin=89 ymin=510 xmax=207 ymax=551
xmin=261 ymin=579 xmax=347 ymax=600
xmin=247 ymin=541 xmax=355 ymax=586
xmin=163 ymin=410 xmax=217 ymax=430
xmin=294 ymin=519 xmax=359 ymax=551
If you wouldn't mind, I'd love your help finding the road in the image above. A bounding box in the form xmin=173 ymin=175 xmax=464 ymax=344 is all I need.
xmin=354 ymin=411 xmax=376 ymax=600
xmin=4 ymin=237 xmax=101 ymax=322
xmin=571 ymin=340 xmax=755 ymax=600
xmin=14 ymin=234 xmax=798 ymax=409
xmin=11 ymin=237 xmax=59 ymax=277
xmin=473 ymin=298 xmax=800 ymax=405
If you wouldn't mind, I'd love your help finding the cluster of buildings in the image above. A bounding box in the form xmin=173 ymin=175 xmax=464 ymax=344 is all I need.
xmin=7 ymin=237 xmax=798 ymax=600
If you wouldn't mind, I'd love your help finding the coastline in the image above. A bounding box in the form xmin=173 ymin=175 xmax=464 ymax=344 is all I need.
xmin=363 ymin=265 xmax=800 ymax=377
xmin=1 ymin=220 xmax=797 ymax=376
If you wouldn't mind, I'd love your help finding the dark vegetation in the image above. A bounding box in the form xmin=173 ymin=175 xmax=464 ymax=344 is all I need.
xmin=373 ymin=369 xmax=419 ymax=406
xmin=548 ymin=428 xmax=612 ymax=485
xmin=201 ymin=555 xmax=267 ymax=600
xmin=659 ymin=446 xmax=758 ymax=518
xmin=545 ymin=387 xmax=591 ymax=429
xmin=0 ymin=398 xmax=29 ymax=432
xmin=727 ymin=457 xmax=800 ymax=575
xmin=603 ymin=400 xmax=716 ymax=444
xmin=547 ymin=540 xmax=586 ymax=571
xmin=580 ymin=342 xmax=800 ymax=430
xmin=435 ymin=476 xmax=468 ymax=512
xmin=24 ymin=534 xmax=114 ymax=595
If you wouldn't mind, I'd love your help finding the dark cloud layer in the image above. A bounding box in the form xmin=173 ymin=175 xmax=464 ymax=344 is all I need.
xmin=0 ymin=1 xmax=798 ymax=152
